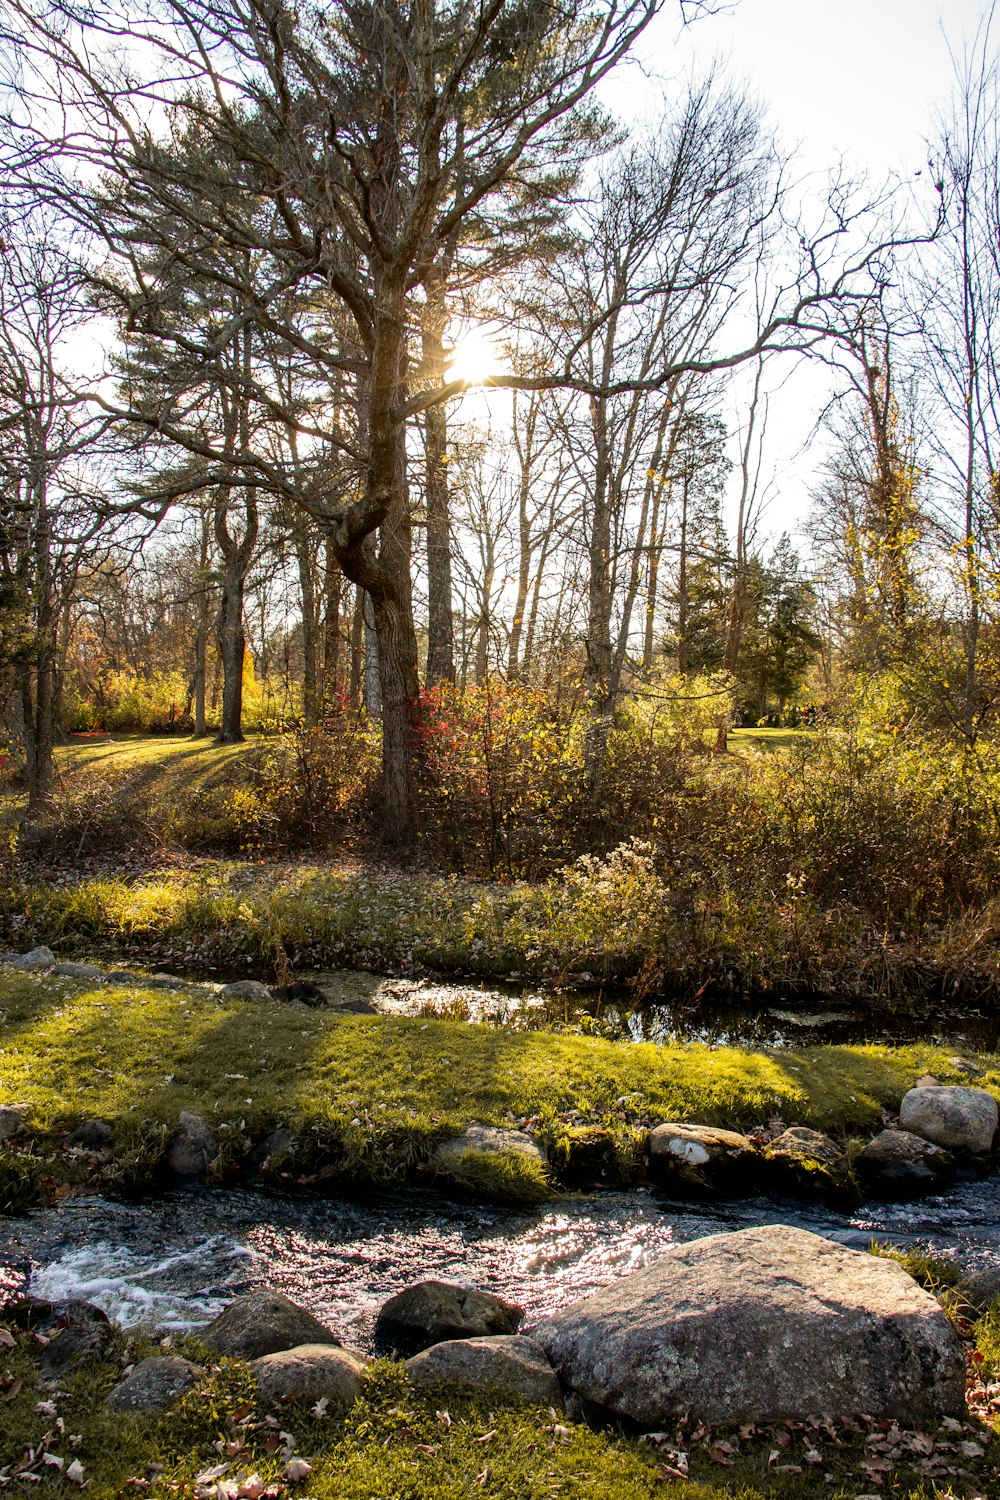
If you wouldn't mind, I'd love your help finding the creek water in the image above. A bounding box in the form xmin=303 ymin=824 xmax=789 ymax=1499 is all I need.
xmin=299 ymin=971 xmax=1000 ymax=1050
xmin=3 ymin=1176 xmax=1000 ymax=1349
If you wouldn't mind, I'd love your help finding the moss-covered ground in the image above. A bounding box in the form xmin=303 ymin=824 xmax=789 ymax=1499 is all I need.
xmin=0 ymin=970 xmax=997 ymax=1203
xmin=1 ymin=1323 xmax=999 ymax=1499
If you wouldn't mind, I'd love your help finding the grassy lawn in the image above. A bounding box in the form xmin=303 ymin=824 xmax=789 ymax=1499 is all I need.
xmin=4 ymin=1342 xmax=997 ymax=1500
xmin=728 ymin=727 xmax=814 ymax=752
xmin=0 ymin=969 xmax=996 ymax=1201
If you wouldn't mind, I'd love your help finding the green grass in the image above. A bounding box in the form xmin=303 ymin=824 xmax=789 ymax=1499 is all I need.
xmin=0 ymin=970 xmax=996 ymax=1201
xmin=1 ymin=1328 xmax=997 ymax=1499
xmin=729 ymin=727 xmax=814 ymax=752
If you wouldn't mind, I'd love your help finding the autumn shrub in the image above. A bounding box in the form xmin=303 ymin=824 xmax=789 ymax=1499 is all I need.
xmin=64 ymin=668 xmax=194 ymax=733
xmin=416 ymin=679 xmax=583 ymax=875
xmin=214 ymin=716 xmax=380 ymax=853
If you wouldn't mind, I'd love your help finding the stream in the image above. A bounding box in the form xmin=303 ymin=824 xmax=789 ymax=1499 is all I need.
xmin=3 ymin=1176 xmax=1000 ymax=1348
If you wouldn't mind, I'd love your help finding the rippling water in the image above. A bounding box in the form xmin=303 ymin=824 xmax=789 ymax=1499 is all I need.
xmin=3 ymin=1175 xmax=1000 ymax=1347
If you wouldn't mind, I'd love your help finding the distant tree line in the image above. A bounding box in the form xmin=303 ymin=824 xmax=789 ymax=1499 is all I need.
xmin=0 ymin=0 xmax=995 ymax=842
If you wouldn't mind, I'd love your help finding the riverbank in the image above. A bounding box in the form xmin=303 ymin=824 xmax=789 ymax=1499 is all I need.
xmin=2 ymin=1287 xmax=999 ymax=1499
xmin=5 ymin=853 xmax=1000 ymax=1013
xmin=1 ymin=965 xmax=998 ymax=1210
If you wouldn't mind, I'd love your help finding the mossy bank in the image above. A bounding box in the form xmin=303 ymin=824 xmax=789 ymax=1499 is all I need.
xmin=1 ymin=968 xmax=998 ymax=1208
xmin=2 ymin=1319 xmax=1000 ymax=1499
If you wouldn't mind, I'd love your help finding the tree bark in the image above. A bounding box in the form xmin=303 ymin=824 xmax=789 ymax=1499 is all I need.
xmin=213 ymin=484 xmax=258 ymax=745
xmin=423 ymin=260 xmax=455 ymax=685
xmin=294 ymin=521 xmax=320 ymax=727
xmin=323 ymin=538 xmax=342 ymax=709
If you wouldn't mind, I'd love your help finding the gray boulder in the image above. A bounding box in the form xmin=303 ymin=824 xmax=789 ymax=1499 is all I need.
xmin=166 ymin=1111 xmax=218 ymax=1179
xmin=107 ymin=1355 xmax=199 ymax=1413
xmin=199 ymin=1290 xmax=341 ymax=1360
xmin=648 ymin=1123 xmax=757 ymax=1188
xmin=857 ymin=1129 xmax=956 ymax=1196
xmin=374 ymin=1279 xmax=523 ymax=1356
xmin=221 ymin=980 xmax=274 ymax=1004
xmin=0 ymin=1107 xmax=25 ymax=1141
xmin=899 ymin=1084 xmax=998 ymax=1156
xmin=51 ymin=961 xmax=104 ymax=981
xmin=533 ymin=1224 xmax=964 ymax=1428
xmin=251 ymin=1343 xmax=366 ymax=1411
xmin=3 ymin=946 xmax=55 ymax=973
xmin=64 ymin=1118 xmax=113 ymax=1149
xmin=146 ymin=974 xmax=189 ymax=991
xmin=405 ymin=1335 xmax=561 ymax=1406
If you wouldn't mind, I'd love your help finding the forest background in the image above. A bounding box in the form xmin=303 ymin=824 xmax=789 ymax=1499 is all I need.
xmin=1 ymin=0 xmax=1000 ymax=1007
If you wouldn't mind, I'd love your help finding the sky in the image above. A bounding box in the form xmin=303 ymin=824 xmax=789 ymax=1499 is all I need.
xmin=591 ymin=0 xmax=996 ymax=545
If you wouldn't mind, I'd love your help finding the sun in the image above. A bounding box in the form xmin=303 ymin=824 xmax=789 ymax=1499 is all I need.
xmin=446 ymin=325 xmax=502 ymax=387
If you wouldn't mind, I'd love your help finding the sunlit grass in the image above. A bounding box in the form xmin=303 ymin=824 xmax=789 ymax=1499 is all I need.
xmin=0 ymin=971 xmax=995 ymax=1189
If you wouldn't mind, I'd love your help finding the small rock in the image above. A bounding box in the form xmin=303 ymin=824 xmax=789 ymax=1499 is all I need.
xmin=166 ymin=1111 xmax=218 ymax=1179
xmin=763 ymin=1126 xmax=849 ymax=1198
xmin=103 ymin=971 xmax=142 ymax=985
xmin=34 ymin=1301 xmax=113 ymax=1381
xmin=857 ymin=1129 xmax=956 ymax=1197
xmin=221 ymin=980 xmax=274 ymax=1004
xmin=200 ymin=1291 xmax=341 ymax=1360
xmin=251 ymin=1343 xmax=366 ymax=1410
xmin=533 ymin=1224 xmax=964 ymax=1427
xmin=146 ymin=973 xmax=188 ymax=991
xmin=51 ymin=962 xmax=104 ymax=981
xmin=64 ymin=1118 xmax=113 ymax=1148
xmin=899 ymin=1085 xmax=999 ymax=1155
xmin=433 ymin=1124 xmax=546 ymax=1170
xmin=270 ymin=981 xmax=327 ymax=1006
xmin=648 ymin=1123 xmax=757 ymax=1188
xmin=405 ymin=1335 xmax=561 ymax=1405
xmin=374 ymin=1280 xmax=523 ymax=1356
xmin=951 ymin=1057 xmax=986 ymax=1078
xmin=765 ymin=1127 xmax=844 ymax=1166
xmin=0 ymin=1107 xmax=25 ymax=1141
xmin=107 ymin=1355 xmax=199 ymax=1412
xmin=3 ymin=946 xmax=55 ymax=973
xmin=3 ymin=1297 xmax=107 ymax=1333
xmin=249 ymin=1128 xmax=296 ymax=1172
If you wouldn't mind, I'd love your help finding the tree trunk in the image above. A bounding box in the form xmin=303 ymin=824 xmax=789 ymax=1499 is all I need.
xmin=349 ymin=586 xmax=364 ymax=708
xmin=294 ymin=523 xmax=320 ymax=727
xmin=215 ymin=553 xmax=247 ymax=744
xmin=423 ymin=260 xmax=455 ymax=685
xmin=676 ymin=475 xmax=690 ymax=676
xmin=584 ymin=389 xmax=615 ymax=802
xmin=192 ymin=512 xmax=211 ymax=736
xmin=323 ymin=539 xmax=342 ymax=710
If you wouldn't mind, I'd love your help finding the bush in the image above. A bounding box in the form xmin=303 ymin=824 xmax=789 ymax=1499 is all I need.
xmin=416 ymin=680 xmax=583 ymax=875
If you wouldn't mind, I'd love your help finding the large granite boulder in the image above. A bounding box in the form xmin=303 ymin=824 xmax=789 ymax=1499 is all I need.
xmin=251 ymin=1343 xmax=366 ymax=1411
xmin=533 ymin=1224 xmax=964 ymax=1428
xmin=898 ymin=1085 xmax=998 ymax=1156
xmin=648 ymin=1123 xmax=758 ymax=1189
xmin=107 ymin=1355 xmax=199 ymax=1413
xmin=857 ymin=1129 xmax=956 ymax=1196
xmin=199 ymin=1291 xmax=340 ymax=1360
xmin=405 ymin=1335 xmax=560 ymax=1406
xmin=374 ymin=1279 xmax=523 ymax=1356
